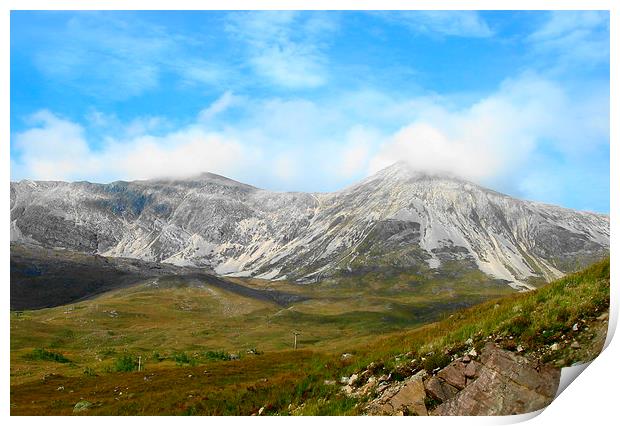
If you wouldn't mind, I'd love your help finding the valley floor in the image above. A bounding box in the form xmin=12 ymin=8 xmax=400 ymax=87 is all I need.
xmin=10 ymin=259 xmax=610 ymax=415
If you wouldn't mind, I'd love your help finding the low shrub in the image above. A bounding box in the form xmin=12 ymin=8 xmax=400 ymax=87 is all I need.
xmin=203 ymin=350 xmax=231 ymax=361
xmin=174 ymin=352 xmax=197 ymax=366
xmin=421 ymin=352 xmax=451 ymax=372
xmin=151 ymin=351 xmax=165 ymax=362
xmin=114 ymin=354 xmax=139 ymax=372
xmin=25 ymin=348 xmax=71 ymax=363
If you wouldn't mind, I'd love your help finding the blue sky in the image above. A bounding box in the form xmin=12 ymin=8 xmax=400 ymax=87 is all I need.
xmin=10 ymin=10 xmax=610 ymax=212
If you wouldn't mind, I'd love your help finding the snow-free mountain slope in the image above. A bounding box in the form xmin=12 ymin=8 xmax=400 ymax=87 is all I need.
xmin=10 ymin=163 xmax=609 ymax=288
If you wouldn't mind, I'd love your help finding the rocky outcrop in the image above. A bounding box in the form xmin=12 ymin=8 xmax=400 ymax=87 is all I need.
xmin=424 ymin=376 xmax=459 ymax=403
xmin=432 ymin=344 xmax=560 ymax=415
xmin=435 ymin=359 xmax=468 ymax=390
xmin=366 ymin=371 xmax=428 ymax=416
xmin=359 ymin=343 xmax=561 ymax=416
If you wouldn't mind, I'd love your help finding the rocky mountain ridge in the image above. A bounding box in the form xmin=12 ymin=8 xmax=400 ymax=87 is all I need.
xmin=10 ymin=162 xmax=609 ymax=288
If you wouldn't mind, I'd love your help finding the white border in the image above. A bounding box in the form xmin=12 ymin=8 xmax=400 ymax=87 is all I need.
xmin=2 ymin=2 xmax=616 ymax=425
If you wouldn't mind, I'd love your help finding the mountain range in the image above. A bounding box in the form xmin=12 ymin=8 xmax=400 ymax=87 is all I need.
xmin=10 ymin=162 xmax=609 ymax=290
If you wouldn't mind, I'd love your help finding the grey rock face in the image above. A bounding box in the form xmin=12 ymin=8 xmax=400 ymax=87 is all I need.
xmin=10 ymin=163 xmax=609 ymax=287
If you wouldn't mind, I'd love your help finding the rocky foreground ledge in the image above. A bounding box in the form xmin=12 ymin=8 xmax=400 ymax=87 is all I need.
xmin=329 ymin=299 xmax=609 ymax=417
xmin=362 ymin=342 xmax=560 ymax=416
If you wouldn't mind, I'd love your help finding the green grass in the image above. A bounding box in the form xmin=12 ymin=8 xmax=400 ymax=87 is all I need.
xmin=9 ymin=258 xmax=609 ymax=415
xmin=328 ymin=257 xmax=610 ymax=377
xmin=10 ymin=265 xmax=515 ymax=387
xmin=287 ymin=258 xmax=610 ymax=415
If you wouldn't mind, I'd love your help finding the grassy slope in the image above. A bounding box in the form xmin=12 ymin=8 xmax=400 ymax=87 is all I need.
xmin=10 ymin=258 xmax=609 ymax=415
xmin=339 ymin=257 xmax=609 ymax=372
xmin=11 ymin=266 xmax=513 ymax=385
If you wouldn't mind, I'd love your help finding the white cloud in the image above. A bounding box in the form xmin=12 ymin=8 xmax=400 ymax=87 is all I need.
xmin=530 ymin=11 xmax=607 ymax=41
xmin=225 ymin=11 xmax=338 ymax=89
xmin=85 ymin=110 xmax=170 ymax=138
xmin=368 ymin=73 xmax=609 ymax=185
xmin=379 ymin=11 xmax=493 ymax=38
xmin=245 ymin=98 xmax=332 ymax=142
xmin=107 ymin=129 xmax=251 ymax=181
xmin=250 ymin=46 xmax=326 ymax=89
xmin=13 ymin=110 xmax=91 ymax=180
xmin=85 ymin=109 xmax=114 ymax=127
xmin=11 ymin=73 xmax=608 ymax=205
xmin=12 ymin=111 xmax=254 ymax=183
xmin=123 ymin=116 xmax=169 ymax=138
xmin=175 ymin=58 xmax=226 ymax=86
xmin=273 ymin=154 xmax=299 ymax=181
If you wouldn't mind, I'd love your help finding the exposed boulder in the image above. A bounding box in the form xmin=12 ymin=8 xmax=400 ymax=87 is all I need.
xmin=347 ymin=374 xmax=359 ymax=386
xmin=432 ymin=343 xmax=560 ymax=416
xmin=424 ymin=376 xmax=459 ymax=403
xmin=360 ymin=306 xmax=604 ymax=417
xmin=73 ymin=400 xmax=92 ymax=413
xmin=357 ymin=376 xmax=378 ymax=396
xmin=436 ymin=360 xmax=468 ymax=390
xmin=463 ymin=360 xmax=482 ymax=380
xmin=366 ymin=371 xmax=428 ymax=416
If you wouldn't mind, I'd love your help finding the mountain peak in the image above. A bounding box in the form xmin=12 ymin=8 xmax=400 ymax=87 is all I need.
xmin=146 ymin=171 xmax=258 ymax=190
xmin=10 ymin=164 xmax=609 ymax=287
xmin=366 ymin=161 xmax=468 ymax=185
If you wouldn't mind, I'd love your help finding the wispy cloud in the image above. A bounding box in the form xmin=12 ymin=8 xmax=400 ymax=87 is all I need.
xmin=28 ymin=13 xmax=225 ymax=99
xmin=379 ymin=11 xmax=493 ymax=38
xmin=225 ymin=11 xmax=339 ymax=89
xmin=338 ymin=126 xmax=378 ymax=178
xmin=198 ymin=91 xmax=241 ymax=122
xmin=527 ymin=11 xmax=609 ymax=70
xmin=85 ymin=109 xmax=172 ymax=138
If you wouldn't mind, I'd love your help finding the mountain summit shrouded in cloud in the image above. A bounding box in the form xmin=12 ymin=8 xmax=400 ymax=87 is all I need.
xmin=10 ymin=10 xmax=609 ymax=212
xmin=10 ymin=162 xmax=610 ymax=288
